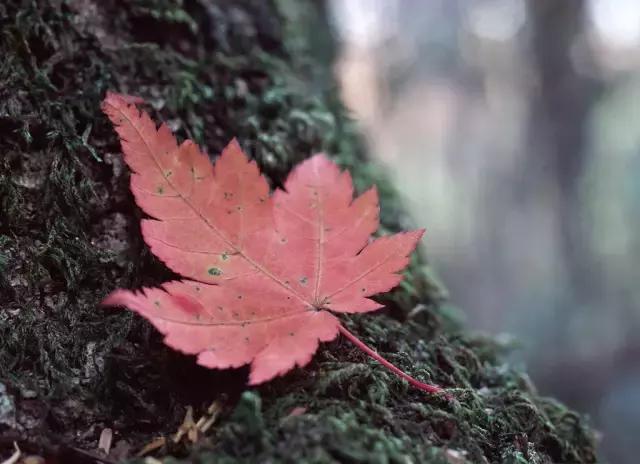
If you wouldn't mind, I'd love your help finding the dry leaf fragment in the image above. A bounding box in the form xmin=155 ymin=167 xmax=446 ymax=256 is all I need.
xmin=144 ymin=458 xmax=164 ymax=464
xmin=287 ymin=406 xmax=307 ymax=417
xmin=0 ymin=443 xmax=20 ymax=464
xmin=173 ymin=406 xmax=197 ymax=444
xmin=136 ymin=437 xmax=166 ymax=458
xmin=98 ymin=427 xmax=113 ymax=454
xmin=195 ymin=401 xmax=221 ymax=434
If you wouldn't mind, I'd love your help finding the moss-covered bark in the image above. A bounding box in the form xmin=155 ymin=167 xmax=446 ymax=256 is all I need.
xmin=0 ymin=1 xmax=597 ymax=462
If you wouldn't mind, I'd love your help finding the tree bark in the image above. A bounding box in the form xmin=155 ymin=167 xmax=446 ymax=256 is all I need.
xmin=0 ymin=1 xmax=596 ymax=462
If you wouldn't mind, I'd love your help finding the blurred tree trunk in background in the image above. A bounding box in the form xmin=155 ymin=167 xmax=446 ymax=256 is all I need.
xmin=526 ymin=0 xmax=602 ymax=340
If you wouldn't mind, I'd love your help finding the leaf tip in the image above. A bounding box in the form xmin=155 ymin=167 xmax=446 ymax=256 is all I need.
xmin=247 ymin=366 xmax=271 ymax=386
xmin=220 ymin=137 xmax=247 ymax=160
xmin=100 ymin=289 xmax=130 ymax=308
xmin=403 ymin=228 xmax=425 ymax=253
xmin=103 ymin=91 xmax=145 ymax=106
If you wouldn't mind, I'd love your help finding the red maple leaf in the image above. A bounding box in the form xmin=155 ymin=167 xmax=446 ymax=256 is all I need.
xmin=101 ymin=92 xmax=442 ymax=393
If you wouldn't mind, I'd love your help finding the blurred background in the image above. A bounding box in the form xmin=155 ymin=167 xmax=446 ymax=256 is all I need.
xmin=328 ymin=0 xmax=640 ymax=462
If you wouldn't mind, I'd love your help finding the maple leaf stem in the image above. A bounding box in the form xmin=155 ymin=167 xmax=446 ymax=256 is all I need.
xmin=338 ymin=324 xmax=444 ymax=395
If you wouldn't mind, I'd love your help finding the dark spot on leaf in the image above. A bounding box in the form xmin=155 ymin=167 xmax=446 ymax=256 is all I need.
xmin=156 ymin=185 xmax=164 ymax=194
xmin=237 ymin=295 xmax=243 ymax=300
xmin=207 ymin=267 xmax=223 ymax=276
xmin=220 ymin=252 xmax=230 ymax=261
xmin=299 ymin=276 xmax=308 ymax=285
xmin=289 ymin=332 xmax=295 ymax=336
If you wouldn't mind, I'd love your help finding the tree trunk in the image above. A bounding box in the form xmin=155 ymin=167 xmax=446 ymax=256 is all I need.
xmin=0 ymin=1 xmax=596 ymax=462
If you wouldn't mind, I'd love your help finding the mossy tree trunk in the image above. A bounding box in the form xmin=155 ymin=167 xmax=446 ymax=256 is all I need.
xmin=0 ymin=1 xmax=596 ymax=462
